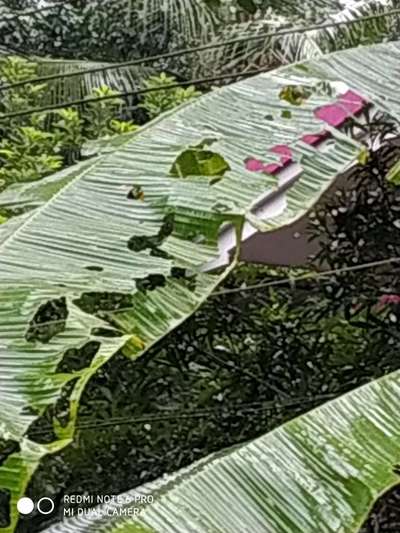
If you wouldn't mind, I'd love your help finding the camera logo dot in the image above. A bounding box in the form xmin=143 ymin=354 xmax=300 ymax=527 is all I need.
xmin=37 ymin=497 xmax=55 ymax=515
xmin=17 ymin=497 xmax=34 ymax=515
xmin=17 ymin=496 xmax=55 ymax=515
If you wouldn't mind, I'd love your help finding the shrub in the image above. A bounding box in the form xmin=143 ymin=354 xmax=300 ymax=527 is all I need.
xmin=0 ymin=58 xmax=137 ymax=193
xmin=139 ymin=72 xmax=201 ymax=119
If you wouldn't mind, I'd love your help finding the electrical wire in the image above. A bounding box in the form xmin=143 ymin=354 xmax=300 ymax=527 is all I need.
xmin=29 ymin=393 xmax=337 ymax=435
xmin=0 ymin=67 xmax=267 ymax=120
xmin=19 ymin=256 xmax=400 ymax=330
xmin=1 ymin=8 xmax=399 ymax=92
xmin=212 ymin=257 xmax=400 ymax=297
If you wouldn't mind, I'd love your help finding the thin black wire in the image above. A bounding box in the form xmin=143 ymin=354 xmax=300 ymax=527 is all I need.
xmin=0 ymin=67 xmax=267 ymax=120
xmin=212 ymin=257 xmax=400 ymax=296
xmin=29 ymin=393 xmax=337 ymax=436
xmin=21 ymin=257 xmax=400 ymax=330
xmin=1 ymin=8 xmax=400 ymax=93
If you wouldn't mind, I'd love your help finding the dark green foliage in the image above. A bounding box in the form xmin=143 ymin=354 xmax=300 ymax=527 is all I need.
xmin=309 ymin=135 xmax=400 ymax=312
xmin=360 ymin=485 xmax=400 ymax=532
xmin=140 ymin=73 xmax=201 ymax=120
xmin=0 ymin=58 xmax=136 ymax=196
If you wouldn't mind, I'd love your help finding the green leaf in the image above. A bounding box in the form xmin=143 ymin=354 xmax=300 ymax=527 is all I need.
xmin=279 ymin=85 xmax=313 ymax=106
xmin=387 ymin=159 xmax=400 ymax=185
xmin=44 ymin=369 xmax=400 ymax=533
xmin=357 ymin=147 xmax=370 ymax=165
xmin=170 ymin=146 xmax=231 ymax=179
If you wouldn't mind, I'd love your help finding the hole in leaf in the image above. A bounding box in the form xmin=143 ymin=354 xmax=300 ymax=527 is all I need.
xmin=279 ymin=85 xmax=312 ymax=106
xmin=91 ymin=327 xmax=123 ymax=338
xmin=170 ymin=139 xmax=230 ymax=180
xmin=74 ymin=292 xmax=133 ymax=315
xmin=128 ymin=213 xmax=175 ymax=254
xmin=85 ymin=266 xmax=104 ymax=272
xmin=281 ymin=109 xmax=292 ymax=119
xmin=171 ymin=267 xmax=197 ymax=291
xmin=49 ymin=379 xmax=77 ymax=430
xmin=171 ymin=267 xmax=187 ymax=279
xmin=359 ymin=482 xmax=400 ymax=532
xmin=0 ymin=489 xmax=10 ymax=528
xmin=25 ymin=297 xmax=68 ymax=344
xmin=136 ymin=274 xmax=166 ymax=292
xmin=128 ymin=235 xmax=160 ymax=252
xmin=149 ymin=248 xmax=170 ymax=259
xmin=56 ymin=341 xmax=101 ymax=373
xmin=20 ymin=405 xmax=39 ymax=417
xmin=127 ymin=184 xmax=145 ymax=201
xmin=212 ymin=201 xmax=231 ymax=213
xmin=158 ymin=213 xmax=175 ymax=240
xmin=0 ymin=440 xmax=20 ymax=468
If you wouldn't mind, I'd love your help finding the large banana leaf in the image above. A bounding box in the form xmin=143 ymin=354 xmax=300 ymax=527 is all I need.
xmin=0 ymin=40 xmax=399 ymax=531
xmin=44 ymin=368 xmax=400 ymax=533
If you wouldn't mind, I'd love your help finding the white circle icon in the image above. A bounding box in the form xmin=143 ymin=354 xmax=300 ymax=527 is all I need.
xmin=17 ymin=497 xmax=34 ymax=515
xmin=37 ymin=497 xmax=55 ymax=515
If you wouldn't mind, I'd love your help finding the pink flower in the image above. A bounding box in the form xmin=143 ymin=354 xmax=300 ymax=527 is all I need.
xmin=378 ymin=294 xmax=400 ymax=306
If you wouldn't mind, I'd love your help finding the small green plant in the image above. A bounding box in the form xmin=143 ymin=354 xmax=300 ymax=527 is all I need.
xmin=0 ymin=56 xmax=47 ymax=124
xmin=140 ymin=72 xmax=201 ymax=119
xmin=83 ymin=86 xmax=137 ymax=139
xmin=53 ymin=108 xmax=85 ymax=163
xmin=0 ymin=58 xmax=137 ymax=194
xmin=0 ymin=126 xmax=62 ymax=186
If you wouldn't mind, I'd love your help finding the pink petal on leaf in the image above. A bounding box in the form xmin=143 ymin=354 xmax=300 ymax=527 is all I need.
xmin=245 ymin=158 xmax=265 ymax=172
xmin=338 ymin=89 xmax=367 ymax=114
xmin=315 ymin=90 xmax=367 ymax=127
xmin=314 ymin=103 xmax=349 ymax=127
xmin=301 ymin=131 xmax=329 ymax=146
xmin=270 ymin=144 xmax=293 ymax=161
xmin=263 ymin=163 xmax=281 ymax=175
